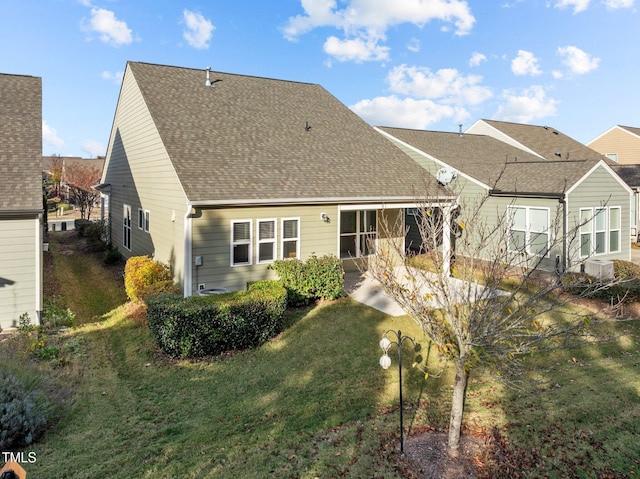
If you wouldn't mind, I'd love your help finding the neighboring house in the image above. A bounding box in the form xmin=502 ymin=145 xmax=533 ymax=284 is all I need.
xmin=466 ymin=119 xmax=636 ymax=242
xmin=588 ymin=125 xmax=640 ymax=239
xmin=376 ymin=126 xmax=632 ymax=273
xmin=99 ymin=62 xmax=453 ymax=296
xmin=587 ymin=125 xmax=640 ymax=165
xmin=0 ymin=73 xmax=43 ymax=329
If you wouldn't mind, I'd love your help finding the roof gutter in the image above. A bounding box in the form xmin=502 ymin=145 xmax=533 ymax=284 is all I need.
xmin=489 ymin=190 xmax=564 ymax=199
xmin=0 ymin=209 xmax=44 ymax=217
xmin=187 ymin=195 xmax=457 ymax=208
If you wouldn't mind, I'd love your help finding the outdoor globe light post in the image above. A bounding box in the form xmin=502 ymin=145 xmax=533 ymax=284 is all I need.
xmin=379 ymin=329 xmax=415 ymax=454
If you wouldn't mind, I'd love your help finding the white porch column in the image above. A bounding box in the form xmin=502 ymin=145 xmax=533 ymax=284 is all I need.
xmin=442 ymin=205 xmax=452 ymax=277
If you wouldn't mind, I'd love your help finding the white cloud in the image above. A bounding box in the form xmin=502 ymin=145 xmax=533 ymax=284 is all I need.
xmin=387 ymin=64 xmax=493 ymax=106
xmin=552 ymin=0 xmax=591 ymax=13
xmin=557 ymin=45 xmax=600 ymax=74
xmin=350 ymin=95 xmax=460 ymax=129
xmin=83 ymin=7 xmax=133 ymax=46
xmin=511 ymin=50 xmax=542 ymax=76
xmin=283 ymin=0 xmax=475 ymax=63
xmin=603 ymin=0 xmax=634 ymax=7
xmin=494 ymin=86 xmax=558 ymax=123
xmin=43 ymin=121 xmax=65 ymax=150
xmin=406 ymin=38 xmax=421 ymax=53
xmin=101 ymin=70 xmax=124 ymax=84
xmin=469 ymin=52 xmax=487 ymax=67
xmin=323 ymin=33 xmax=390 ymax=62
xmin=82 ymin=139 xmax=105 ymax=157
xmin=182 ymin=10 xmax=215 ymax=50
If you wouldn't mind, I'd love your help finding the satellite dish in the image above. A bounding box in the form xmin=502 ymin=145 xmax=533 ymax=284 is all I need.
xmin=436 ymin=167 xmax=458 ymax=186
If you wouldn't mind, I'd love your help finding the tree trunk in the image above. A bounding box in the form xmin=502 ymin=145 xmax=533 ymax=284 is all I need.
xmin=447 ymin=356 xmax=468 ymax=456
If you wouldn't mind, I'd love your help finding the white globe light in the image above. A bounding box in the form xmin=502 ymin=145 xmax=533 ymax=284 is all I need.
xmin=379 ymin=354 xmax=391 ymax=370
xmin=379 ymin=337 xmax=391 ymax=352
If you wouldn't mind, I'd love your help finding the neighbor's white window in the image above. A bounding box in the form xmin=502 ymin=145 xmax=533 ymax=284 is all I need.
xmin=231 ymin=220 xmax=252 ymax=266
xmin=144 ymin=210 xmax=150 ymax=233
xmin=340 ymin=210 xmax=377 ymax=259
xmin=508 ymin=206 xmax=550 ymax=257
xmin=579 ymin=206 xmax=621 ymax=257
xmin=257 ymin=219 xmax=276 ymax=264
xmin=123 ymin=204 xmax=132 ymax=251
xmin=138 ymin=208 xmax=144 ymax=230
xmin=281 ymin=218 xmax=300 ymax=259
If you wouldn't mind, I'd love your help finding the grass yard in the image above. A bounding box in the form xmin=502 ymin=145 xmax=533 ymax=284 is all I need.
xmin=3 ymin=231 xmax=640 ymax=477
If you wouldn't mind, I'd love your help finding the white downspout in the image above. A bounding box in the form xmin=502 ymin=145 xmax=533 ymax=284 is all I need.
xmin=183 ymin=204 xmax=193 ymax=297
xmin=442 ymin=205 xmax=452 ymax=278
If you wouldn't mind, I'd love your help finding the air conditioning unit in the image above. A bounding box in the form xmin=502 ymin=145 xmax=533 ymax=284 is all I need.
xmin=584 ymin=259 xmax=614 ymax=281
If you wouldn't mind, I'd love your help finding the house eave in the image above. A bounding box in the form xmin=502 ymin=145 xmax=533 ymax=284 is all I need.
xmin=489 ymin=190 xmax=565 ymax=200
xmin=187 ymin=195 xmax=457 ymax=208
xmin=0 ymin=209 xmax=44 ymax=218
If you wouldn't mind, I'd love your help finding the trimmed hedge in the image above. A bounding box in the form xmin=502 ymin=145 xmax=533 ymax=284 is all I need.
xmin=562 ymin=259 xmax=640 ymax=303
xmin=146 ymin=280 xmax=287 ymax=359
xmin=124 ymin=256 xmax=173 ymax=302
xmin=269 ymin=254 xmax=345 ymax=306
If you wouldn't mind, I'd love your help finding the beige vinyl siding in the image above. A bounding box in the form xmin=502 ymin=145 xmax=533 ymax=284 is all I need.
xmin=0 ymin=217 xmax=41 ymax=329
xmin=191 ymin=205 xmax=339 ymax=293
xmin=566 ymin=164 xmax=631 ymax=265
xmin=103 ymin=64 xmax=188 ymax=284
xmin=588 ymin=127 xmax=640 ymax=164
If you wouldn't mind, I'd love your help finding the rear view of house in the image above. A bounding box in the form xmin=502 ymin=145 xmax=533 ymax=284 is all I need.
xmin=0 ymin=73 xmax=43 ymax=329
xmin=99 ymin=62 xmax=453 ymax=296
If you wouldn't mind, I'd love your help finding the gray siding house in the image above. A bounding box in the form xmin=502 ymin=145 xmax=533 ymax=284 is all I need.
xmin=376 ymin=126 xmax=632 ymax=273
xmin=99 ymin=62 xmax=452 ymax=296
xmin=0 ymin=73 xmax=43 ymax=329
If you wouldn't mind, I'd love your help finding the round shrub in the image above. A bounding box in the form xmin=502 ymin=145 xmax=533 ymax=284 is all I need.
xmin=0 ymin=370 xmax=51 ymax=449
xmin=124 ymin=256 xmax=173 ymax=302
xmin=146 ymin=281 xmax=287 ymax=359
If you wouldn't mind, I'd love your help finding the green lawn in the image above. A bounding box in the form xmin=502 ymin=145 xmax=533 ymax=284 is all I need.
xmin=4 ymin=232 xmax=640 ymax=477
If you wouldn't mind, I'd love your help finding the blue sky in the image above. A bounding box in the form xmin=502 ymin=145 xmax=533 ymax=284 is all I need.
xmin=1 ymin=0 xmax=638 ymax=157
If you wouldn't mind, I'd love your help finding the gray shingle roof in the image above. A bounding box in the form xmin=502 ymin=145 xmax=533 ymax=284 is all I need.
xmin=480 ymin=119 xmax=609 ymax=163
xmin=0 ymin=73 xmax=42 ymax=212
xmin=612 ymin=164 xmax=640 ymax=188
xmin=128 ymin=62 xmax=444 ymax=204
xmin=378 ymin=127 xmax=602 ymax=196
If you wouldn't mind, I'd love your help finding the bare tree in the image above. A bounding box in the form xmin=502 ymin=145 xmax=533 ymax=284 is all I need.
xmin=368 ymin=190 xmax=621 ymax=456
xmin=63 ymin=163 xmax=102 ymax=219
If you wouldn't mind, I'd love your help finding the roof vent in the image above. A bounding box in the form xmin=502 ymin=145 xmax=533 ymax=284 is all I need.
xmin=458 ymin=124 xmax=463 ymax=137
xmin=205 ymin=67 xmax=212 ymax=87
xmin=555 ymin=151 xmax=562 ymax=157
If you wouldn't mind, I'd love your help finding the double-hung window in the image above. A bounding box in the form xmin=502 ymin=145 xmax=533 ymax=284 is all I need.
xmin=257 ymin=219 xmax=276 ymax=263
xmin=281 ymin=218 xmax=300 ymax=259
xmin=340 ymin=210 xmax=377 ymax=259
xmin=508 ymin=206 xmax=550 ymax=257
xmin=123 ymin=204 xmax=131 ymax=251
xmin=138 ymin=208 xmax=150 ymax=233
xmin=231 ymin=220 xmax=252 ymax=266
xmin=580 ymin=207 xmax=621 ymax=256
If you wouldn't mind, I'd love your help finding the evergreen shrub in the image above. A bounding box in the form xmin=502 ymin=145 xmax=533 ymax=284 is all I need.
xmin=124 ymin=256 xmax=173 ymax=302
xmin=146 ymin=280 xmax=287 ymax=359
xmin=269 ymin=254 xmax=345 ymax=306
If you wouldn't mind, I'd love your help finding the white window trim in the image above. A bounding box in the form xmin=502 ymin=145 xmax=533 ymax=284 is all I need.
xmin=507 ymin=206 xmax=550 ymax=258
xmin=123 ymin=204 xmax=132 ymax=251
xmin=281 ymin=217 xmax=300 ymax=260
xmin=256 ymin=218 xmax=277 ymax=264
xmin=144 ymin=209 xmax=150 ymax=233
xmin=230 ymin=220 xmax=252 ymax=267
xmin=579 ymin=206 xmax=622 ymax=257
xmin=609 ymin=206 xmax=621 ymax=253
xmin=339 ymin=209 xmax=378 ymax=259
